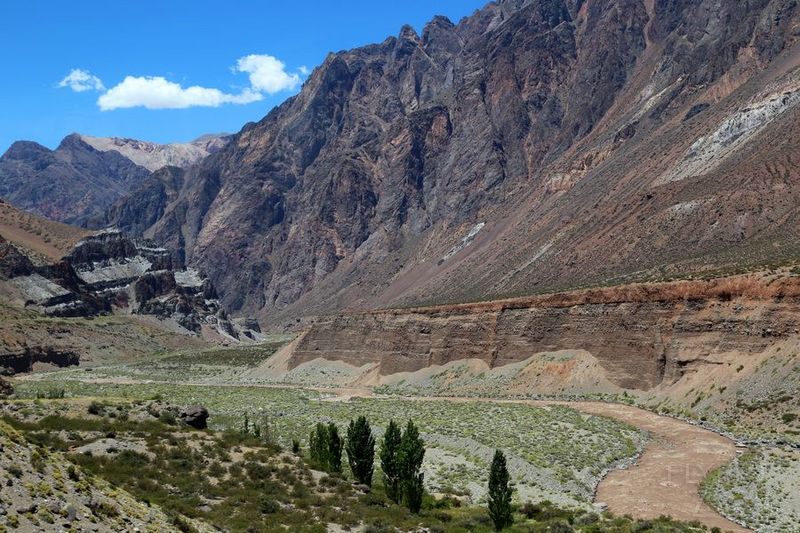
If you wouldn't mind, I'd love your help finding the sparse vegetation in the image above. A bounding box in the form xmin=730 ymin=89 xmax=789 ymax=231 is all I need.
xmin=10 ymin=379 xmax=647 ymax=506
xmin=0 ymin=399 xmax=708 ymax=532
xmin=702 ymin=448 xmax=800 ymax=532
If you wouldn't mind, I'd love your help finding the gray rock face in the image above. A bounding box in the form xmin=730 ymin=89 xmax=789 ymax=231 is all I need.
xmin=80 ymin=134 xmax=231 ymax=172
xmin=97 ymin=0 xmax=800 ymax=324
xmin=4 ymin=229 xmax=259 ymax=340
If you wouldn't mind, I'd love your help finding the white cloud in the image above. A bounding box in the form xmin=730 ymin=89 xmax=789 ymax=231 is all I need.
xmin=235 ymin=54 xmax=302 ymax=94
xmin=63 ymin=54 xmax=308 ymax=111
xmin=298 ymin=65 xmax=310 ymax=76
xmin=58 ymin=69 xmax=105 ymax=92
xmin=98 ymin=76 xmax=262 ymax=111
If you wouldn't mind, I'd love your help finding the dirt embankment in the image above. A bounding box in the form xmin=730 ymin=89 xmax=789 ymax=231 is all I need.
xmin=289 ymin=274 xmax=800 ymax=391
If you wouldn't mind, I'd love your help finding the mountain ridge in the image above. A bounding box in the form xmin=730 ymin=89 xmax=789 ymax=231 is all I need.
xmin=0 ymin=135 xmax=151 ymax=224
xmin=0 ymin=132 xmax=232 ymax=225
xmin=6 ymin=0 xmax=800 ymax=327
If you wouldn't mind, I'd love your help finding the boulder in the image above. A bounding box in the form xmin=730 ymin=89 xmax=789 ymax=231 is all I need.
xmin=178 ymin=405 xmax=209 ymax=429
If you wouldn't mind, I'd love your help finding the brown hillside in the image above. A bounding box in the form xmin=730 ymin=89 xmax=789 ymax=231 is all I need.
xmin=0 ymin=198 xmax=90 ymax=263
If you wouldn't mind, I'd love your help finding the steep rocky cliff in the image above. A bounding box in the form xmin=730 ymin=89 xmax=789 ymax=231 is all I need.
xmin=97 ymin=0 xmax=800 ymax=325
xmin=86 ymin=166 xmax=186 ymax=236
xmin=287 ymin=275 xmax=800 ymax=390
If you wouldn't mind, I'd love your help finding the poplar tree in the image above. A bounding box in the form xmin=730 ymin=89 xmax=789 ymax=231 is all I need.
xmin=397 ymin=420 xmax=425 ymax=513
xmin=327 ymin=422 xmax=342 ymax=473
xmin=309 ymin=422 xmax=328 ymax=468
xmin=488 ymin=449 xmax=513 ymax=531
xmin=346 ymin=416 xmax=375 ymax=486
xmin=380 ymin=419 xmax=402 ymax=502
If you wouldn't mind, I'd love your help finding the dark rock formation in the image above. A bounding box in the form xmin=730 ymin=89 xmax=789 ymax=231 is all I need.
xmin=0 ymin=135 xmax=151 ymax=223
xmin=5 ymin=229 xmax=259 ymax=340
xmin=0 ymin=347 xmax=80 ymax=375
xmin=0 ymin=235 xmax=34 ymax=279
xmin=85 ymin=166 xmax=185 ymax=235
xmin=178 ymin=405 xmax=209 ymax=429
xmin=0 ymin=377 xmax=13 ymax=398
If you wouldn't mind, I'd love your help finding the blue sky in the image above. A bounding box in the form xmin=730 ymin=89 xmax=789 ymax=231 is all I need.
xmin=0 ymin=0 xmax=487 ymax=153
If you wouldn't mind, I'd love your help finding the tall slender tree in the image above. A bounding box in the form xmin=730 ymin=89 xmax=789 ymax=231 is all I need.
xmin=327 ymin=422 xmax=343 ymax=473
xmin=380 ymin=419 xmax=402 ymax=502
xmin=309 ymin=422 xmax=328 ymax=468
xmin=405 ymin=471 xmax=424 ymax=514
xmin=346 ymin=416 xmax=375 ymax=486
xmin=488 ymin=449 xmax=513 ymax=531
xmin=397 ymin=420 xmax=425 ymax=513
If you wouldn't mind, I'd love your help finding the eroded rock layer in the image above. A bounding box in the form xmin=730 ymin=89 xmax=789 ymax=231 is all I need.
xmin=290 ymin=276 xmax=800 ymax=390
xmin=1 ymin=228 xmax=260 ymax=341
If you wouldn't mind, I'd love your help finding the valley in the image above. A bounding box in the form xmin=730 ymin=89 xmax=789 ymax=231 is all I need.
xmin=1 ymin=0 xmax=800 ymax=531
xmin=7 ymin=311 xmax=797 ymax=532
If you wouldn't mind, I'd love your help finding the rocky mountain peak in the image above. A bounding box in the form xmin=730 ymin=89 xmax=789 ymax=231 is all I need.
xmin=78 ymin=133 xmax=231 ymax=172
xmin=399 ymin=24 xmax=421 ymax=42
xmin=56 ymin=132 xmax=90 ymax=150
xmin=0 ymin=134 xmax=151 ymax=223
xmin=0 ymin=140 xmax=50 ymax=161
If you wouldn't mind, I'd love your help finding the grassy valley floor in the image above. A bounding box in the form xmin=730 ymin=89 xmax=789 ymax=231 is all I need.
xmin=7 ymin=338 xmax=798 ymax=532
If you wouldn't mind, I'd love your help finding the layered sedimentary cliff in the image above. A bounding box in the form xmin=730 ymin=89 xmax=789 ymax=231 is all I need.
xmin=1 ymin=228 xmax=260 ymax=340
xmin=289 ymin=276 xmax=800 ymax=390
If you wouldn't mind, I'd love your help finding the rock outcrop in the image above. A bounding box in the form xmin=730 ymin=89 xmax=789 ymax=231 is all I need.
xmin=0 ymin=377 xmax=13 ymax=397
xmin=178 ymin=405 xmax=209 ymax=429
xmin=0 ymin=235 xmax=34 ymax=279
xmin=0 ymin=347 xmax=80 ymax=375
xmin=2 ymin=229 xmax=260 ymax=340
xmin=85 ymin=166 xmax=185 ymax=236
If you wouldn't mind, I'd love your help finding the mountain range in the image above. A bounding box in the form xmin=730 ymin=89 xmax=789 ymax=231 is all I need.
xmin=0 ymin=133 xmax=229 ymax=225
xmin=1 ymin=0 xmax=800 ymax=328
